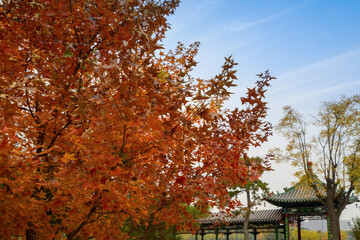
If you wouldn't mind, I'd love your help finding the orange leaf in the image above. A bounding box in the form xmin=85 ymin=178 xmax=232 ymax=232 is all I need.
xmin=61 ymin=153 xmax=76 ymax=163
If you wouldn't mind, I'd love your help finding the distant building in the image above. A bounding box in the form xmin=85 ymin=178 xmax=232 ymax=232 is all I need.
xmin=301 ymin=219 xmax=352 ymax=232
xmin=301 ymin=219 xmax=327 ymax=232
xmin=340 ymin=220 xmax=352 ymax=231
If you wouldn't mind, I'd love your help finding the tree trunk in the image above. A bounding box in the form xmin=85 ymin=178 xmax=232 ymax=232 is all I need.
xmin=243 ymin=188 xmax=251 ymax=240
xmin=327 ymin=207 xmax=340 ymax=240
xmin=243 ymin=211 xmax=250 ymax=240
xmin=26 ymin=229 xmax=38 ymax=240
xmin=326 ymin=194 xmax=343 ymax=240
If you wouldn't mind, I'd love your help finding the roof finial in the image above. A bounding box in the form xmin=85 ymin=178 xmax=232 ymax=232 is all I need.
xmin=307 ymin=161 xmax=313 ymax=172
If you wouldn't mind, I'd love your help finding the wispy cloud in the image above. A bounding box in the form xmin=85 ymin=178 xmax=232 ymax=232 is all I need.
xmin=230 ymin=1 xmax=312 ymax=32
xmin=230 ymin=15 xmax=279 ymax=32
xmin=287 ymin=81 xmax=360 ymax=104
xmin=269 ymin=48 xmax=360 ymax=107
xmin=278 ymin=48 xmax=360 ymax=80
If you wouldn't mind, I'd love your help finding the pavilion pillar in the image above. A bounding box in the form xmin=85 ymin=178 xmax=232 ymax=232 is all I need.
xmin=225 ymin=229 xmax=230 ymax=240
xmin=275 ymin=224 xmax=279 ymax=240
xmin=253 ymin=229 xmax=258 ymax=240
xmin=297 ymin=216 xmax=302 ymax=240
xmin=327 ymin=215 xmax=332 ymax=240
xmin=284 ymin=214 xmax=290 ymax=240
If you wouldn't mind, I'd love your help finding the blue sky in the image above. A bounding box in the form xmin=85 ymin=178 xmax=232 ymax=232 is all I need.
xmin=163 ymin=0 xmax=360 ymax=220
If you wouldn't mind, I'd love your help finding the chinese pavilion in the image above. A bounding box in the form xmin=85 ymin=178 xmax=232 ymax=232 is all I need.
xmin=196 ymin=180 xmax=358 ymax=240
xmin=197 ymin=209 xmax=284 ymax=240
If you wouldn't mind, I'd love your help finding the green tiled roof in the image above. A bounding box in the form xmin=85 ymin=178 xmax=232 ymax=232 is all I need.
xmin=266 ymin=178 xmax=359 ymax=208
xmin=265 ymin=176 xmax=326 ymax=208
xmin=349 ymin=195 xmax=359 ymax=204
xmin=198 ymin=209 xmax=283 ymax=225
xmin=266 ymin=185 xmax=323 ymax=207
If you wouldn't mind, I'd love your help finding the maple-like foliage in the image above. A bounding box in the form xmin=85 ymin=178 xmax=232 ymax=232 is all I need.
xmin=0 ymin=0 xmax=273 ymax=239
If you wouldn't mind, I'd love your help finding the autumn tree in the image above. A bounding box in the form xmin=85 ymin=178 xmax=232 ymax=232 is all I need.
xmin=275 ymin=95 xmax=360 ymax=240
xmin=0 ymin=0 xmax=273 ymax=239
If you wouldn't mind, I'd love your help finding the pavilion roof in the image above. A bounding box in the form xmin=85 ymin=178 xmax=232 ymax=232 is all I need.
xmin=265 ymin=174 xmax=328 ymax=208
xmin=265 ymin=177 xmax=359 ymax=208
xmin=198 ymin=209 xmax=283 ymax=225
xmin=266 ymin=184 xmax=323 ymax=207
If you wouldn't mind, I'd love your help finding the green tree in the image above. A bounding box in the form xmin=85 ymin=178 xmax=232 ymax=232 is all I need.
xmin=229 ymin=157 xmax=272 ymax=240
xmin=350 ymin=216 xmax=360 ymax=240
xmin=275 ymin=95 xmax=360 ymax=240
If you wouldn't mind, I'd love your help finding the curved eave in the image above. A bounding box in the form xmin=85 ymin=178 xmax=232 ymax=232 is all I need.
xmin=264 ymin=183 xmax=325 ymax=208
xmin=266 ymin=198 xmax=324 ymax=208
xmin=198 ymin=209 xmax=283 ymax=225
xmin=266 ymin=195 xmax=359 ymax=208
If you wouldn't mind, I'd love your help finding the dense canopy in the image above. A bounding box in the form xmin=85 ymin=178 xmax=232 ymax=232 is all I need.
xmin=0 ymin=0 xmax=273 ymax=239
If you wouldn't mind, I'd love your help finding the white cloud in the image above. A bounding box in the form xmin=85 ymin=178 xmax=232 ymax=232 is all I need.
xmin=278 ymin=48 xmax=360 ymax=80
xmin=230 ymin=15 xmax=277 ymax=32
xmin=269 ymin=48 xmax=360 ymax=102
xmin=230 ymin=1 xmax=312 ymax=32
